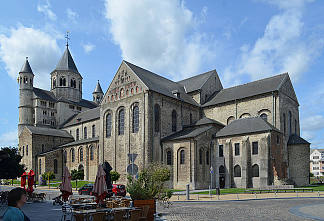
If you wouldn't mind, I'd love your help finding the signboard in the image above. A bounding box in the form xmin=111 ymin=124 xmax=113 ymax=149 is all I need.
xmin=127 ymin=164 xmax=138 ymax=175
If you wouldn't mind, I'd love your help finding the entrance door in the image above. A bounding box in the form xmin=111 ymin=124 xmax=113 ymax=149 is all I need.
xmin=219 ymin=176 xmax=225 ymax=189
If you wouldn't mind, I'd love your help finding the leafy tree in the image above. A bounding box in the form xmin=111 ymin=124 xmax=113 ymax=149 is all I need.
xmin=41 ymin=171 xmax=55 ymax=181
xmin=0 ymin=147 xmax=25 ymax=179
xmin=310 ymin=172 xmax=314 ymax=177
xmin=110 ymin=171 xmax=120 ymax=183
xmin=71 ymin=169 xmax=84 ymax=180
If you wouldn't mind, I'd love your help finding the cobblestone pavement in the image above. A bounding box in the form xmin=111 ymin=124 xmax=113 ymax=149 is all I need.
xmin=157 ymin=198 xmax=324 ymax=221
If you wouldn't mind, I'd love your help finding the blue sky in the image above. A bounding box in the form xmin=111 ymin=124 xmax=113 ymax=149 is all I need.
xmin=0 ymin=0 xmax=324 ymax=148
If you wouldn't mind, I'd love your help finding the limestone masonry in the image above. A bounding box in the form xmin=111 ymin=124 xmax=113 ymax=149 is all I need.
xmin=18 ymin=44 xmax=310 ymax=189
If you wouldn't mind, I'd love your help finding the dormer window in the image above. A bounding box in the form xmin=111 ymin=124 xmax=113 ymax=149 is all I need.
xmin=172 ymin=90 xmax=180 ymax=98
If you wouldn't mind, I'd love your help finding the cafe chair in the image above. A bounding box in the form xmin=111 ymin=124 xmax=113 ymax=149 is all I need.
xmin=73 ymin=213 xmax=89 ymax=221
xmin=128 ymin=209 xmax=142 ymax=221
xmin=139 ymin=205 xmax=150 ymax=221
xmin=113 ymin=210 xmax=127 ymax=221
xmin=92 ymin=212 xmax=106 ymax=221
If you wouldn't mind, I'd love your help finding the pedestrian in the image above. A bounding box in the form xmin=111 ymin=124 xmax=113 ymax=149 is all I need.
xmin=2 ymin=187 xmax=30 ymax=221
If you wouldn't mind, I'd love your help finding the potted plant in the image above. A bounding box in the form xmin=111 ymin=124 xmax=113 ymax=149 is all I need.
xmin=127 ymin=163 xmax=172 ymax=221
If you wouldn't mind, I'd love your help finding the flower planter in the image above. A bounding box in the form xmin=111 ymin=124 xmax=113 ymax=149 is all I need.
xmin=133 ymin=199 xmax=156 ymax=221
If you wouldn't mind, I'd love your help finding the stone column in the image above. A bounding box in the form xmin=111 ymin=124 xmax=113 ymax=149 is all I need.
xmin=224 ymin=140 xmax=232 ymax=188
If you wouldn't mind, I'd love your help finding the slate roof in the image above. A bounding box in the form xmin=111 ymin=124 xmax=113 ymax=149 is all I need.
xmin=124 ymin=61 xmax=199 ymax=106
xmin=33 ymin=88 xmax=57 ymax=102
xmin=20 ymin=59 xmax=33 ymax=74
xmin=162 ymin=125 xmax=214 ymax=142
xmin=93 ymin=81 xmax=103 ymax=94
xmin=54 ymin=47 xmax=79 ymax=73
xmin=203 ymin=73 xmax=288 ymax=107
xmin=59 ymin=137 xmax=99 ymax=148
xmin=177 ymin=70 xmax=221 ymax=93
xmin=192 ymin=117 xmax=224 ymax=127
xmin=25 ymin=126 xmax=73 ymax=138
xmin=216 ymin=117 xmax=280 ymax=138
xmin=56 ymin=97 xmax=98 ymax=109
xmin=62 ymin=107 xmax=100 ymax=127
xmin=287 ymin=134 xmax=310 ymax=145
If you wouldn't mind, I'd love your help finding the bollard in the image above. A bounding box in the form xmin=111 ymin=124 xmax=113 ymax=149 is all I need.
xmin=254 ymin=193 xmax=257 ymax=199
xmin=217 ymin=194 xmax=219 ymax=200
xmin=318 ymin=191 xmax=320 ymax=198
xmin=186 ymin=184 xmax=190 ymax=200
xmin=177 ymin=195 xmax=179 ymax=200
xmin=198 ymin=194 xmax=199 ymax=200
xmin=236 ymin=193 xmax=239 ymax=200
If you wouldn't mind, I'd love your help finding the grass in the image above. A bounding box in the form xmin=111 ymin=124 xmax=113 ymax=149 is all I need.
xmin=193 ymin=188 xmax=246 ymax=195
xmin=2 ymin=179 xmax=94 ymax=189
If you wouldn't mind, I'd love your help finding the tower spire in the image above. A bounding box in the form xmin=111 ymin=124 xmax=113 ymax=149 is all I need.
xmin=65 ymin=31 xmax=70 ymax=48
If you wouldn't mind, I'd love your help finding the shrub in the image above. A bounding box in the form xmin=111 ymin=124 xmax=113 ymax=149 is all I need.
xmin=41 ymin=171 xmax=55 ymax=182
xmin=110 ymin=171 xmax=120 ymax=183
xmin=71 ymin=169 xmax=84 ymax=180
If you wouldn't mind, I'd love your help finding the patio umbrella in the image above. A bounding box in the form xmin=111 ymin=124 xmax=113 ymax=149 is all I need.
xmin=92 ymin=165 xmax=108 ymax=204
xmin=21 ymin=172 xmax=27 ymax=189
xmin=60 ymin=167 xmax=73 ymax=202
xmin=26 ymin=170 xmax=35 ymax=194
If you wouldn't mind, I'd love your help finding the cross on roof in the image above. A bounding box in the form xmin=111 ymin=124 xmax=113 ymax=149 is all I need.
xmin=65 ymin=31 xmax=70 ymax=47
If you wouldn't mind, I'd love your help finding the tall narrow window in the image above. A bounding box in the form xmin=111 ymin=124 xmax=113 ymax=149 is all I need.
xmin=180 ymin=149 xmax=185 ymax=164
xmin=22 ymin=146 xmax=24 ymax=156
xmin=118 ymin=108 xmax=125 ymax=135
xmin=283 ymin=113 xmax=286 ymax=134
xmin=294 ymin=119 xmax=297 ymax=134
xmin=53 ymin=78 xmax=56 ymax=88
xmin=289 ymin=111 xmax=292 ymax=135
xmin=252 ymin=142 xmax=258 ymax=155
xmin=206 ymin=151 xmax=209 ymax=165
xmin=167 ymin=151 xmax=172 ymax=165
xmin=106 ymin=113 xmax=112 ymax=137
xmin=154 ymin=104 xmax=160 ymax=132
xmin=76 ymin=129 xmax=79 ymax=141
xmin=39 ymin=159 xmax=42 ymax=174
xmin=235 ymin=143 xmax=240 ymax=156
xmin=199 ymin=149 xmax=203 ymax=164
xmin=132 ymin=105 xmax=139 ymax=133
xmin=63 ymin=151 xmax=67 ymax=164
xmin=84 ymin=127 xmax=87 ymax=139
xmin=172 ymin=110 xmax=177 ymax=132
xmin=90 ymin=146 xmax=94 ymax=161
xmin=26 ymin=145 xmax=28 ymax=156
xmin=54 ymin=159 xmax=58 ymax=174
xmin=41 ymin=144 xmax=45 ymax=153
xmin=190 ymin=113 xmax=193 ymax=125
xmin=92 ymin=125 xmax=96 ymax=138
xmin=252 ymin=164 xmax=259 ymax=177
xmin=234 ymin=165 xmax=241 ymax=177
xmin=71 ymin=148 xmax=75 ymax=162
xmin=79 ymin=147 xmax=83 ymax=162
xmin=219 ymin=145 xmax=224 ymax=157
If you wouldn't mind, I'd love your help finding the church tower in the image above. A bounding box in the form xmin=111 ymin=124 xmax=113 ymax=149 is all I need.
xmin=18 ymin=57 xmax=34 ymax=135
xmin=50 ymin=36 xmax=82 ymax=103
xmin=92 ymin=80 xmax=103 ymax=104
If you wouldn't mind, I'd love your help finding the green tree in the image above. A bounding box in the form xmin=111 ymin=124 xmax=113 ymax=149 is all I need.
xmin=110 ymin=171 xmax=120 ymax=183
xmin=41 ymin=171 xmax=55 ymax=181
xmin=0 ymin=147 xmax=25 ymax=179
xmin=71 ymin=169 xmax=84 ymax=180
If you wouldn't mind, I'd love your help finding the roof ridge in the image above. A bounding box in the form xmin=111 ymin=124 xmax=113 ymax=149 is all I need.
xmin=177 ymin=69 xmax=215 ymax=83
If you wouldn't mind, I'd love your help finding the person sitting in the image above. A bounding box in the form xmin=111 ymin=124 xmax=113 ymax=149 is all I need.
xmin=3 ymin=187 xmax=30 ymax=221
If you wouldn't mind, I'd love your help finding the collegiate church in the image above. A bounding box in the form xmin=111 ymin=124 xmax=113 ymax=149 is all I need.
xmin=18 ymin=43 xmax=310 ymax=190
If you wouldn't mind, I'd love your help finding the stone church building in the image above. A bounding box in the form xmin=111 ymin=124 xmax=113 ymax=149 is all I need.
xmin=18 ymin=44 xmax=310 ymax=190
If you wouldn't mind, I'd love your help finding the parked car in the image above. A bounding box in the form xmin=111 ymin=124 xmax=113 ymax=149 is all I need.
xmin=112 ymin=184 xmax=126 ymax=197
xmin=78 ymin=184 xmax=94 ymax=195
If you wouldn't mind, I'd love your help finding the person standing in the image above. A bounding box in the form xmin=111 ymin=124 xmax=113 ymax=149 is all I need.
xmin=3 ymin=188 xmax=30 ymax=221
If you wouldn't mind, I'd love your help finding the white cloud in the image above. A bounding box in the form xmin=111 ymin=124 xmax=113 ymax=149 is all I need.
xmin=37 ymin=0 xmax=57 ymax=21
xmin=82 ymin=43 xmax=95 ymax=53
xmin=0 ymin=26 xmax=61 ymax=88
xmin=0 ymin=130 xmax=18 ymax=147
xmin=66 ymin=8 xmax=78 ymax=23
xmin=225 ymin=0 xmax=323 ymax=83
xmin=302 ymin=115 xmax=324 ymax=132
xmin=104 ymin=0 xmax=216 ymax=80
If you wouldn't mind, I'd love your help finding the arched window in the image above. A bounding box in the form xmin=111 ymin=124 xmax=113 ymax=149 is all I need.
xmin=234 ymin=165 xmax=241 ymax=177
xmin=172 ymin=110 xmax=177 ymax=132
xmin=84 ymin=127 xmax=87 ymax=139
xmin=132 ymin=105 xmax=139 ymax=133
xmin=227 ymin=116 xmax=235 ymax=125
xmin=295 ymin=119 xmax=297 ymax=134
xmin=118 ymin=108 xmax=125 ymax=135
xmin=120 ymin=88 xmax=124 ymax=98
xmin=53 ymin=78 xmax=56 ymax=88
xmin=71 ymin=148 xmax=75 ymax=162
xmin=190 ymin=113 xmax=193 ymax=125
xmin=79 ymin=147 xmax=83 ymax=162
xmin=206 ymin=151 xmax=209 ymax=165
xmin=63 ymin=151 xmax=67 ymax=164
xmin=90 ymin=146 xmax=94 ymax=161
xmin=92 ymin=125 xmax=96 ymax=138
xmin=252 ymin=164 xmax=259 ymax=177
xmin=260 ymin=113 xmax=268 ymax=121
xmin=76 ymin=128 xmax=79 ymax=140
xmin=289 ymin=111 xmax=292 ymax=135
xmin=199 ymin=149 xmax=203 ymax=164
xmin=54 ymin=159 xmax=58 ymax=174
xmin=41 ymin=144 xmax=45 ymax=153
xmin=219 ymin=145 xmax=224 ymax=157
xmin=60 ymin=77 xmax=66 ymax=86
xmin=136 ymin=86 xmax=139 ymax=93
xmin=154 ymin=104 xmax=160 ymax=132
xmin=22 ymin=146 xmax=24 ymax=156
xmin=180 ymin=149 xmax=185 ymax=164
xmin=219 ymin=165 xmax=225 ymax=174
xmin=26 ymin=145 xmax=28 ymax=156
xmin=106 ymin=113 xmax=112 ymax=137
xmin=39 ymin=159 xmax=42 ymax=174
xmin=167 ymin=150 xmax=172 ymax=165
xmin=283 ymin=113 xmax=286 ymax=134
xmin=240 ymin=113 xmax=251 ymax=118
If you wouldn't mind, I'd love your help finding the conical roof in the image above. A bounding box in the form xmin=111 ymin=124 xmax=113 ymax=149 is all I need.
xmin=20 ymin=58 xmax=33 ymax=74
xmin=55 ymin=47 xmax=79 ymax=73
xmin=93 ymin=81 xmax=103 ymax=94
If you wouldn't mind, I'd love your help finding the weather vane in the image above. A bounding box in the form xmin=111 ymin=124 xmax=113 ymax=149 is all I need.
xmin=65 ymin=31 xmax=70 ymax=47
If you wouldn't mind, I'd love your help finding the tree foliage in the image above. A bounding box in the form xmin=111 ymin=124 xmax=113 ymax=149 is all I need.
xmin=0 ymin=147 xmax=25 ymax=179
xmin=110 ymin=171 xmax=120 ymax=182
xmin=71 ymin=169 xmax=84 ymax=180
xmin=41 ymin=171 xmax=55 ymax=181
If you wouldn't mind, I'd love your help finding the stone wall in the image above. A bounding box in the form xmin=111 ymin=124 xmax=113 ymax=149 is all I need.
xmin=288 ymin=143 xmax=310 ymax=186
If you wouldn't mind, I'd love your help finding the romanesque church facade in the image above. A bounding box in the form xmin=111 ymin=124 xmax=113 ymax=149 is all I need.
xmin=18 ymin=44 xmax=310 ymax=189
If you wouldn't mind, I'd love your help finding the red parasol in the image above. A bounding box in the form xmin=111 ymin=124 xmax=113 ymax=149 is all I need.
xmin=92 ymin=165 xmax=108 ymax=204
xmin=60 ymin=167 xmax=73 ymax=202
xmin=21 ymin=172 xmax=27 ymax=189
xmin=26 ymin=170 xmax=35 ymax=194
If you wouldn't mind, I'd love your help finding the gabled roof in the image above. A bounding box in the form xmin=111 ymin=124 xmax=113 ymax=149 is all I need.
xmin=203 ymin=73 xmax=288 ymax=107
xmin=20 ymin=59 xmax=33 ymax=74
xmin=62 ymin=107 xmax=100 ymax=127
xmin=59 ymin=137 xmax=99 ymax=148
xmin=33 ymin=88 xmax=56 ymax=102
xmin=177 ymin=70 xmax=222 ymax=93
xmin=288 ymin=134 xmax=310 ymax=145
xmin=162 ymin=125 xmax=214 ymax=142
xmin=56 ymin=97 xmax=97 ymax=109
xmin=54 ymin=47 xmax=79 ymax=73
xmin=124 ymin=61 xmax=199 ymax=106
xmin=191 ymin=117 xmax=224 ymax=127
xmin=93 ymin=81 xmax=103 ymax=94
xmin=216 ymin=117 xmax=280 ymax=138
xmin=24 ymin=126 xmax=73 ymax=138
